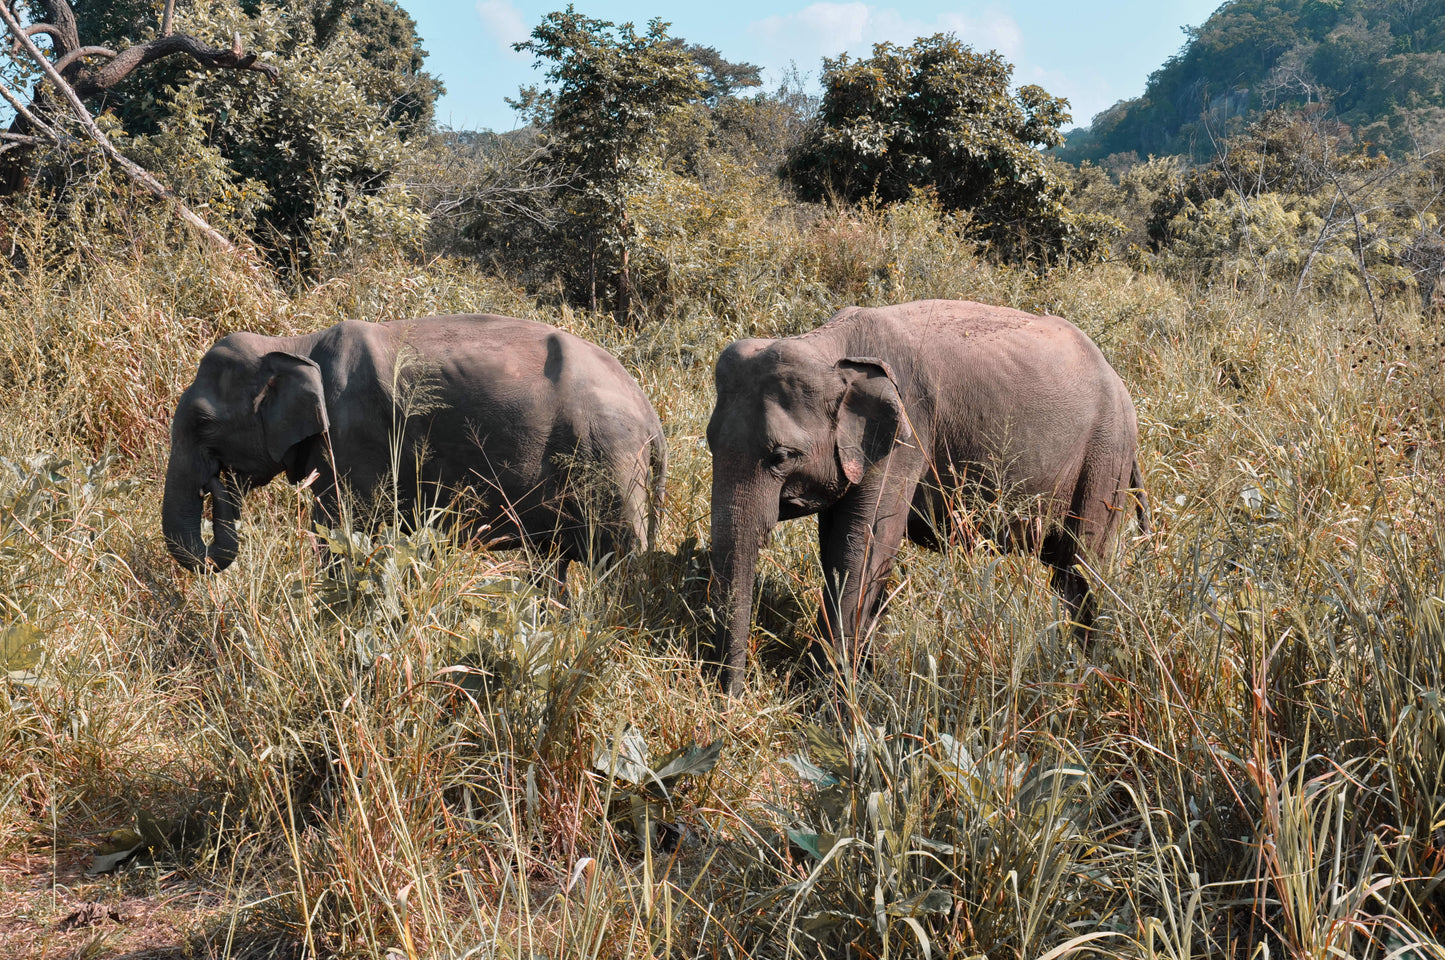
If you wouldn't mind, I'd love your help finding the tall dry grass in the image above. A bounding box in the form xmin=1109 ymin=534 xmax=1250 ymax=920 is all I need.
xmin=2 ymin=186 xmax=1444 ymax=958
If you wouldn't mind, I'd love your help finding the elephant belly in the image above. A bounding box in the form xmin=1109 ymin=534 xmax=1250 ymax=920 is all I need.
xmin=905 ymin=471 xmax=1067 ymax=554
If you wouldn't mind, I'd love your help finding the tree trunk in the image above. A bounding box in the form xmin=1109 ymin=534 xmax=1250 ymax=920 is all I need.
xmin=588 ymin=233 xmax=598 ymax=314
xmin=616 ymin=210 xmax=633 ymax=324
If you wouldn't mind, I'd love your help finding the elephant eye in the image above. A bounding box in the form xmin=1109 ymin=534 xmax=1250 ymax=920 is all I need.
xmin=768 ymin=446 xmax=799 ymax=470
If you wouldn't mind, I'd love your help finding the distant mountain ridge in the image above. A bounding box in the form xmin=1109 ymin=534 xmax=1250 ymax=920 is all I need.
xmin=1058 ymin=0 xmax=1445 ymax=164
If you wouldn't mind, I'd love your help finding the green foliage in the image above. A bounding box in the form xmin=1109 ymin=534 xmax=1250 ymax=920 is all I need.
xmin=510 ymin=6 xmax=705 ymax=318
xmin=13 ymin=63 xmax=1445 ymax=953
xmin=62 ymin=0 xmax=441 ymax=271
xmin=783 ymin=34 xmax=1108 ymax=262
xmin=673 ymin=42 xmax=761 ymax=105
xmin=702 ymin=69 xmax=818 ymax=178
xmin=1058 ymin=154 xmax=1188 ymax=258
xmin=1061 ymin=0 xmax=1445 ymax=164
xmin=1137 ymin=111 xmax=1439 ymax=299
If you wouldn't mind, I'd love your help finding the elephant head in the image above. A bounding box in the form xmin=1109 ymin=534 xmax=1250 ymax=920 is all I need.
xmin=162 ymin=337 xmax=329 ymax=572
xmin=705 ymin=338 xmax=911 ymax=693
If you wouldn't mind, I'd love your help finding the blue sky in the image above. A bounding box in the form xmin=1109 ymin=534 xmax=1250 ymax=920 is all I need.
xmin=405 ymin=1 xmax=1224 ymax=133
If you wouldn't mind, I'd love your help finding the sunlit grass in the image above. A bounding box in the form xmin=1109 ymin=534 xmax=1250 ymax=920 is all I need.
xmin=2 ymin=194 xmax=1444 ymax=957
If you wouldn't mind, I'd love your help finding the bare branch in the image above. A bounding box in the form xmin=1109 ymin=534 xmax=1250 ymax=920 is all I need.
xmin=162 ymin=0 xmax=176 ymax=38
xmin=80 ymin=32 xmax=279 ymax=95
xmin=19 ymin=23 xmax=62 ymax=40
xmin=23 ymin=2 xmax=79 ymax=58
xmin=0 ymin=77 xmax=65 ymax=143
xmin=51 ymin=45 xmax=116 ymax=74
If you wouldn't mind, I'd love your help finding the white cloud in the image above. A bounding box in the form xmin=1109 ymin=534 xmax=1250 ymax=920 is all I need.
xmin=476 ymin=0 xmax=529 ymax=58
xmin=749 ymin=3 xmax=1023 ymax=73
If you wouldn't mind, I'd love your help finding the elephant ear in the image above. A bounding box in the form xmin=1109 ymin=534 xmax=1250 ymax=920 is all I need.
xmin=835 ymin=357 xmax=912 ymax=485
xmin=254 ymin=351 xmax=329 ymax=464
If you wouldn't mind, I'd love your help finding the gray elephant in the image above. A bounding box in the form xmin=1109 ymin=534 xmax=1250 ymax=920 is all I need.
xmin=706 ymin=299 xmax=1146 ymax=694
xmin=163 ymin=314 xmax=666 ymax=580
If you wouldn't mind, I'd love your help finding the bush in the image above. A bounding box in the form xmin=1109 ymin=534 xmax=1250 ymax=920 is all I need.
xmin=11 ymin=0 xmax=441 ymax=273
xmin=782 ymin=33 xmax=1113 ymax=262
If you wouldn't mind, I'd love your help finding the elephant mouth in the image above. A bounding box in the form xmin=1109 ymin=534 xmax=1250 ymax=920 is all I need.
xmin=781 ymin=493 xmax=828 ymax=518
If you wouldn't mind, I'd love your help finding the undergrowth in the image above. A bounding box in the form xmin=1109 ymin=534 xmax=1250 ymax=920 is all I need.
xmin=2 ymin=193 xmax=1444 ymax=958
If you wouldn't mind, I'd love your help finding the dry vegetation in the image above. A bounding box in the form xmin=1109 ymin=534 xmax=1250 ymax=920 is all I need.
xmin=3 ymin=181 xmax=1445 ymax=958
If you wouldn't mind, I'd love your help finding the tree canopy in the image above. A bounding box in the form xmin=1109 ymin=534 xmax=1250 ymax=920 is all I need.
xmin=2 ymin=0 xmax=442 ymax=271
xmin=782 ymin=34 xmax=1097 ymax=260
xmin=510 ymin=5 xmax=705 ymax=318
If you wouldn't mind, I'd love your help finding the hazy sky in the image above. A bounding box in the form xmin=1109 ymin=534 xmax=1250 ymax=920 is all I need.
xmin=404 ymin=1 xmax=1224 ymax=133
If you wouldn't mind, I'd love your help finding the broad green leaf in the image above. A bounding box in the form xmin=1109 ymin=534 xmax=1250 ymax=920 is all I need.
xmin=782 ymin=753 xmax=840 ymax=787
xmin=629 ymin=794 xmax=661 ymax=848
xmin=802 ymin=724 xmax=852 ymax=775
xmin=86 ymin=828 xmax=146 ymax=876
xmin=785 ymin=826 xmax=830 ymax=861
xmin=799 ymin=910 xmax=862 ymax=937
xmin=1017 ymin=763 xmax=1090 ymax=813
xmin=593 ymin=726 xmax=651 ymax=785
xmin=0 ymin=620 xmax=42 ymax=671
xmin=654 ymin=740 xmax=722 ymax=792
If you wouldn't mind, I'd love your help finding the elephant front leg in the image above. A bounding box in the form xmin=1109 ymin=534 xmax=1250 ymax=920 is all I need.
xmin=811 ymin=473 xmax=918 ymax=683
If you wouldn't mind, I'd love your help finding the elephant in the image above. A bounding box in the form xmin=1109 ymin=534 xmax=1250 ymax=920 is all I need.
xmin=706 ymin=299 xmax=1146 ymax=694
xmin=162 ymin=314 xmax=666 ymax=581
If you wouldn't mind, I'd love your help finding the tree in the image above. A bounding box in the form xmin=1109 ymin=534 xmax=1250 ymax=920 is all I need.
xmin=0 ymin=0 xmax=280 ymax=252
xmin=782 ymin=34 xmax=1090 ymax=260
xmin=678 ymin=42 xmax=761 ymax=105
xmin=2 ymin=0 xmax=442 ymax=272
xmin=511 ymin=6 xmax=704 ymax=319
xmin=1059 ymin=0 xmax=1445 ymax=164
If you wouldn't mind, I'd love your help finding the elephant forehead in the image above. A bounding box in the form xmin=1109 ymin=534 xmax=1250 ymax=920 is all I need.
xmin=199 ymin=337 xmax=265 ymax=381
xmin=762 ymin=371 xmax=827 ymax=405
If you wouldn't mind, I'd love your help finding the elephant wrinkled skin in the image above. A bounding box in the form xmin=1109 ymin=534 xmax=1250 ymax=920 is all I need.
xmin=162 ymin=314 xmax=666 ymax=579
xmin=706 ymin=299 xmax=1146 ymax=694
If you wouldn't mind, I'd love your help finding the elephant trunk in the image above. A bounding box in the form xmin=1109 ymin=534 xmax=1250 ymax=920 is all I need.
xmin=709 ymin=471 xmax=780 ymax=695
xmin=162 ymin=446 xmax=242 ymax=573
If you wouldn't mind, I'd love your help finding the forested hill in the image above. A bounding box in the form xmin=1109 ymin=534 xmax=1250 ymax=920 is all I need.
xmin=1059 ymin=0 xmax=1445 ymax=163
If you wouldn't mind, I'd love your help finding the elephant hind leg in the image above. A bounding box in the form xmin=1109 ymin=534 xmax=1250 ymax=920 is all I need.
xmin=1047 ymin=559 xmax=1096 ymax=640
xmin=1041 ymin=524 xmax=1099 ymax=644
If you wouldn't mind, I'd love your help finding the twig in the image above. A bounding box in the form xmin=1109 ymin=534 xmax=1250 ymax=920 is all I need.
xmin=1324 ymin=166 xmax=1383 ymax=325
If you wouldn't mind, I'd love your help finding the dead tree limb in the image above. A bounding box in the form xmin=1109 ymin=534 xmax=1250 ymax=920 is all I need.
xmin=70 ymin=31 xmax=278 ymax=96
xmin=51 ymin=46 xmax=116 ymax=74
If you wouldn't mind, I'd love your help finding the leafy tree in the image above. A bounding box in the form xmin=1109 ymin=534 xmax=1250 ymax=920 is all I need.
xmin=3 ymin=0 xmax=441 ymax=272
xmin=703 ymin=68 xmax=817 ymax=178
xmin=783 ymin=34 xmax=1098 ymax=260
xmin=678 ymin=43 xmax=761 ymax=105
xmin=511 ymin=6 xmax=704 ymax=319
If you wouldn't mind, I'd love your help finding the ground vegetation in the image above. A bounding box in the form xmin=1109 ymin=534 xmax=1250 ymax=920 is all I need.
xmin=4 ymin=5 xmax=1445 ymax=958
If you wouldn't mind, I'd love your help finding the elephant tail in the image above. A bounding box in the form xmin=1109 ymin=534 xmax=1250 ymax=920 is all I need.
xmin=646 ymin=428 xmax=667 ymax=551
xmin=1130 ymin=459 xmax=1150 ymax=535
